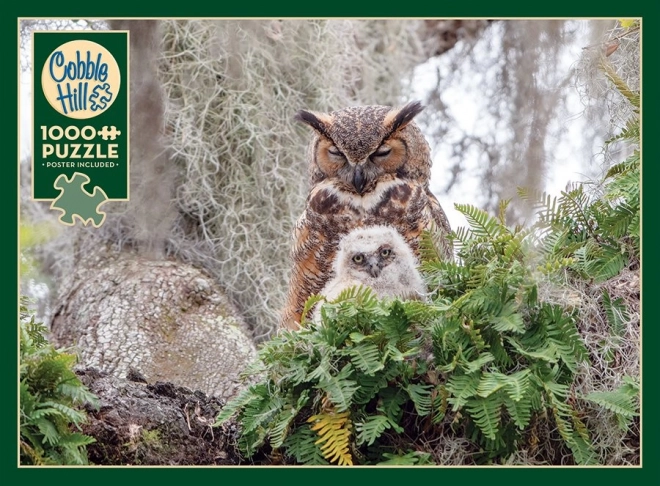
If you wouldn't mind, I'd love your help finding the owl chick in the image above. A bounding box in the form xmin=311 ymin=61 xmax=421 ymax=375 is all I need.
xmin=281 ymin=101 xmax=452 ymax=329
xmin=319 ymin=225 xmax=426 ymax=303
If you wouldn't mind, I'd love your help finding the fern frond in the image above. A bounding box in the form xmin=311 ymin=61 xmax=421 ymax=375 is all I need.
xmin=348 ymin=343 xmax=384 ymax=375
xmin=378 ymin=451 xmax=434 ymax=465
xmin=283 ymin=426 xmax=329 ymax=465
xmin=318 ymin=364 xmax=359 ymax=412
xmin=308 ymin=410 xmax=353 ymax=466
xmin=584 ymin=389 xmax=639 ymax=418
xmin=57 ymin=383 xmax=100 ymax=409
xmin=35 ymin=418 xmax=59 ymax=445
xmin=377 ymin=387 xmax=407 ymax=428
xmin=601 ymin=290 xmax=629 ymax=337
xmin=355 ymin=414 xmax=392 ymax=446
xmin=270 ymin=391 xmax=310 ymax=448
xmin=517 ymin=187 xmax=562 ymax=226
xmin=591 ymin=244 xmax=626 ymax=282
xmin=605 ymin=116 xmax=640 ymax=145
xmin=559 ymin=185 xmax=593 ymax=236
xmin=406 ymin=383 xmax=433 ymax=416
xmin=455 ymin=203 xmax=503 ymax=239
xmin=300 ymin=294 xmax=326 ymax=327
xmin=39 ymin=401 xmax=86 ymax=425
xmin=418 ymin=229 xmax=442 ymax=263
xmin=600 ymin=60 xmax=640 ymax=109
xmin=490 ymin=305 xmax=525 ymax=334
xmin=503 ymin=395 xmax=533 ymax=429
xmin=498 ymin=199 xmax=511 ymax=225
xmin=56 ymin=432 xmax=96 ymax=448
xmin=215 ymin=384 xmax=262 ymax=424
xmin=462 ymin=352 xmax=495 ymax=373
xmin=241 ymin=393 xmax=285 ymax=436
xmin=465 ymin=395 xmax=503 ymax=441
xmin=446 ymin=374 xmax=480 ymax=411
xmin=353 ymin=370 xmax=389 ymax=405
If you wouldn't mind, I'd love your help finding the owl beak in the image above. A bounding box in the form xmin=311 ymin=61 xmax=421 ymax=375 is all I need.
xmin=353 ymin=165 xmax=366 ymax=194
xmin=367 ymin=262 xmax=381 ymax=278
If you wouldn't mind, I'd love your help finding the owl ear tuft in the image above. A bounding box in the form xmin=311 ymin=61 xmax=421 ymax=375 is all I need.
xmin=388 ymin=101 xmax=425 ymax=132
xmin=295 ymin=110 xmax=332 ymax=137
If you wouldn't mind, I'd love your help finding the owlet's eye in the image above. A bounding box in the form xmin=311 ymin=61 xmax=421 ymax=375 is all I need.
xmin=380 ymin=248 xmax=392 ymax=257
xmin=352 ymin=254 xmax=364 ymax=263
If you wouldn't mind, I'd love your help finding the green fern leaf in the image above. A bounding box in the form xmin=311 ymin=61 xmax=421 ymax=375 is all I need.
xmin=35 ymin=418 xmax=59 ymax=446
xmin=503 ymin=395 xmax=533 ymax=429
xmin=348 ymin=343 xmax=384 ymax=375
xmin=446 ymin=374 xmax=480 ymax=411
xmin=504 ymin=369 xmax=531 ymax=402
xmin=283 ymin=426 xmax=329 ymax=465
xmin=507 ymin=337 xmax=559 ymax=363
xmin=215 ymin=384 xmax=262 ymax=425
xmin=584 ymin=390 xmax=638 ymax=418
xmin=353 ymin=370 xmax=389 ymax=405
xmin=378 ymin=451 xmax=434 ymax=465
xmin=455 ymin=203 xmax=503 ymax=239
xmin=30 ymin=407 xmax=64 ymax=421
xmin=406 ymin=383 xmax=433 ymax=416
xmin=56 ymin=432 xmax=96 ymax=448
xmin=601 ymin=290 xmax=629 ymax=337
xmin=490 ymin=310 xmax=525 ymax=334
xmin=378 ymin=387 xmax=407 ymax=427
xmin=319 ymin=364 xmax=359 ymax=412
xmin=592 ymin=246 xmax=626 ymax=282
xmin=56 ymin=383 xmax=100 ymax=409
xmin=476 ymin=372 xmax=508 ymax=398
xmin=39 ymin=401 xmax=86 ymax=425
xmin=566 ymin=432 xmax=599 ymax=465
xmin=300 ymin=294 xmax=326 ymax=327
xmin=462 ymin=352 xmax=495 ymax=373
xmin=270 ymin=391 xmax=310 ymax=448
xmin=355 ymin=414 xmax=393 ymax=446
xmin=465 ymin=395 xmax=503 ymax=441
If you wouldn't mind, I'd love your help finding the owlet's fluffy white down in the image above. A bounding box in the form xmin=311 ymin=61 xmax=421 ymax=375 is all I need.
xmin=320 ymin=225 xmax=426 ymax=302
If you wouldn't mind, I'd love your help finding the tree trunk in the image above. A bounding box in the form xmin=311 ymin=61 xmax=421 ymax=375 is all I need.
xmin=52 ymin=251 xmax=257 ymax=400
xmin=77 ymin=368 xmax=248 ymax=465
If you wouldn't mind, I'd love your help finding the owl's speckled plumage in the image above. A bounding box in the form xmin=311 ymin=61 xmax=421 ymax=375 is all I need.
xmin=319 ymin=225 xmax=426 ymax=302
xmin=281 ymin=101 xmax=452 ymax=329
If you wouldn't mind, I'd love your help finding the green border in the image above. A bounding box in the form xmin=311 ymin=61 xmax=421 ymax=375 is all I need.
xmin=8 ymin=2 xmax=657 ymax=485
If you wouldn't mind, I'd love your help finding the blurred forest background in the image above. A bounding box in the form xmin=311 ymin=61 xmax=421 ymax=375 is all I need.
xmin=19 ymin=18 xmax=638 ymax=342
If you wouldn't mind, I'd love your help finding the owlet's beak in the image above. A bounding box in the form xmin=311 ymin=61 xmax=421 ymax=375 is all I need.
xmin=367 ymin=261 xmax=381 ymax=278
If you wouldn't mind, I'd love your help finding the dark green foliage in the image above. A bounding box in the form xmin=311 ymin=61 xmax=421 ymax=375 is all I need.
xmin=423 ymin=201 xmax=597 ymax=464
xmin=20 ymin=298 xmax=99 ymax=465
xmin=216 ymin=286 xmax=438 ymax=465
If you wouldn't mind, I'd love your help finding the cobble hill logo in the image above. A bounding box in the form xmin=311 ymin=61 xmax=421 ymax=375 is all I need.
xmin=33 ymin=32 xmax=129 ymax=228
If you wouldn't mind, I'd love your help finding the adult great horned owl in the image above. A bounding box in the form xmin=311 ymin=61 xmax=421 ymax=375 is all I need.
xmin=280 ymin=101 xmax=451 ymax=329
xmin=319 ymin=225 xmax=426 ymax=302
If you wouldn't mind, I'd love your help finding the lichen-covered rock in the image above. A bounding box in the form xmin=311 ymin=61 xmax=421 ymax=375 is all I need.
xmin=51 ymin=254 xmax=257 ymax=400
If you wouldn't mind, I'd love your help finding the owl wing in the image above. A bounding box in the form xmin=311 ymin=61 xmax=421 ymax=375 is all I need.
xmin=280 ymin=209 xmax=335 ymax=329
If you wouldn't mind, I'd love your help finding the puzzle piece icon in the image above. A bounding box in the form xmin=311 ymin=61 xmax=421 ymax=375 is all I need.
xmin=90 ymin=83 xmax=114 ymax=112
xmin=50 ymin=172 xmax=108 ymax=228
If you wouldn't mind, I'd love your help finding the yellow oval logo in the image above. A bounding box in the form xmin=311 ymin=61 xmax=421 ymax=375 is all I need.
xmin=41 ymin=40 xmax=121 ymax=119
